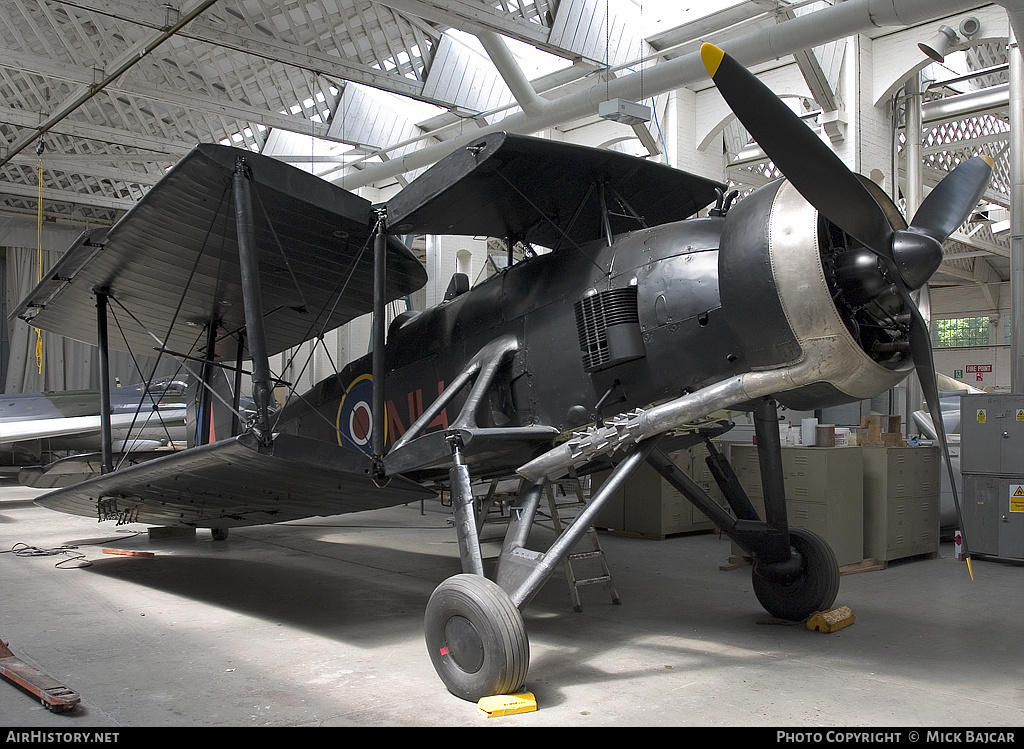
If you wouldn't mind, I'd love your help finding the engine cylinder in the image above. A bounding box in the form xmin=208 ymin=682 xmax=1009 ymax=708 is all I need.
xmin=718 ymin=180 xmax=914 ymax=410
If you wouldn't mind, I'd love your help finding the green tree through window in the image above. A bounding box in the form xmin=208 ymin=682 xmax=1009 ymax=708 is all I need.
xmin=931 ymin=317 xmax=989 ymax=348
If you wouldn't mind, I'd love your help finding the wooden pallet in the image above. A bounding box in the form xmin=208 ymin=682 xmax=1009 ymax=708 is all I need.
xmin=721 ymin=553 xmax=937 ymax=575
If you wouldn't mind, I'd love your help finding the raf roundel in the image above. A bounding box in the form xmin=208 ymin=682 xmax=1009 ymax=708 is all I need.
xmin=336 ymin=374 xmax=377 ymax=455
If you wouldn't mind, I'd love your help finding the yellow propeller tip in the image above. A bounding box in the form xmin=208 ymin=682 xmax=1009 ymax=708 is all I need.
xmin=701 ymin=43 xmax=725 ymax=77
xmin=966 ymin=556 xmax=974 ymax=581
xmin=980 ymin=154 xmax=994 ymax=168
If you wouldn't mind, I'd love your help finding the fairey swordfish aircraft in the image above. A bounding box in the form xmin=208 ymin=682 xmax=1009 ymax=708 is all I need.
xmin=11 ymin=46 xmax=990 ymax=701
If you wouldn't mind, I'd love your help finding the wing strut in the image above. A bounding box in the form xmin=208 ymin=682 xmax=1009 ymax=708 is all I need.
xmin=231 ymin=330 xmax=246 ymax=437
xmin=232 ymin=156 xmax=273 ymax=448
xmin=96 ymin=290 xmax=113 ymax=474
xmin=197 ymin=319 xmax=219 ymax=446
xmin=372 ymin=209 xmax=388 ymax=470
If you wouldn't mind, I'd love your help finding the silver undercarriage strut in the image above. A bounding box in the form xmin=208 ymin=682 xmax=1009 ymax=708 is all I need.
xmin=472 ymin=436 xmax=665 ymax=610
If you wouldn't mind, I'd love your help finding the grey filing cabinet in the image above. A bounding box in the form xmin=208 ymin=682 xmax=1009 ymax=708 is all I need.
xmin=729 ymin=445 xmax=864 ymax=567
xmin=861 ymin=446 xmax=941 ymax=562
xmin=959 ymin=394 xmax=1024 ymax=561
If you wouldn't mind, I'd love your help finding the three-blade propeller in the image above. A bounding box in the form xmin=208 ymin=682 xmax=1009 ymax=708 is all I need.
xmin=701 ymin=43 xmax=992 ymax=578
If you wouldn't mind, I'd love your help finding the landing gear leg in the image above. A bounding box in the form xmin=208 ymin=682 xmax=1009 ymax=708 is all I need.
xmin=424 ymin=436 xmax=660 ymax=700
xmin=648 ymin=398 xmax=841 ymax=621
xmin=447 ymin=434 xmax=485 ymax=577
xmin=747 ymin=398 xmax=839 ymax=620
xmin=424 ymin=434 xmax=529 ymax=701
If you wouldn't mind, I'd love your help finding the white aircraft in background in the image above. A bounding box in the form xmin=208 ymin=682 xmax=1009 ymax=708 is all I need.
xmin=0 ymin=378 xmax=187 ymax=484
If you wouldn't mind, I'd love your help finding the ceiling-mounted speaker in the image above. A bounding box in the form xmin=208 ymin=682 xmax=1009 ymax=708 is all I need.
xmin=918 ymin=25 xmax=960 ymax=63
xmin=959 ymin=17 xmax=981 ymax=40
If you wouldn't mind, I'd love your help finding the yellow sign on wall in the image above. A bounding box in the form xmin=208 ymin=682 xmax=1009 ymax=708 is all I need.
xmin=1011 ymin=485 xmax=1024 ymax=513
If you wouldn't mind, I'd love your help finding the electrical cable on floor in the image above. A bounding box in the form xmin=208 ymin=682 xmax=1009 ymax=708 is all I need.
xmin=3 ymin=542 xmax=91 ymax=569
xmin=1 ymin=533 xmax=142 ymax=568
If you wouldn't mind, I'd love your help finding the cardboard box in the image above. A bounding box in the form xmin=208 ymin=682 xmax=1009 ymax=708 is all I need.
xmin=862 ymin=415 xmax=904 ymax=447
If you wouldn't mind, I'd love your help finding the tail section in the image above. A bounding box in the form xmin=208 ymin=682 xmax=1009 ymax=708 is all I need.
xmin=186 ymin=365 xmax=239 ymax=448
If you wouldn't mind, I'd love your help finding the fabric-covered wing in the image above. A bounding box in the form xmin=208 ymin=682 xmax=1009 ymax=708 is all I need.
xmin=12 ymin=144 xmax=427 ymax=360
xmin=33 ymin=432 xmax=435 ymax=528
xmin=385 ymin=132 xmax=726 ymax=249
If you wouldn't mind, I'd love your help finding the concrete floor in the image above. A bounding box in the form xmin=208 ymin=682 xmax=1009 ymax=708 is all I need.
xmin=1 ymin=477 xmax=1022 ymax=729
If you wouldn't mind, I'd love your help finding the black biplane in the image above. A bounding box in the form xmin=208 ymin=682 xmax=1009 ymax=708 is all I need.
xmin=11 ymin=46 xmax=989 ymax=701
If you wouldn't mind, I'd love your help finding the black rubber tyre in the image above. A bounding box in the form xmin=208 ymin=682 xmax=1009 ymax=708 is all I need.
xmin=752 ymin=527 xmax=840 ymax=621
xmin=424 ymin=574 xmax=529 ymax=701
xmin=211 ymin=528 xmax=229 ymax=541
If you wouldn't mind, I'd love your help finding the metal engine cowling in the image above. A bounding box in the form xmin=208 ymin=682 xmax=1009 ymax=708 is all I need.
xmin=718 ymin=179 xmax=915 ymax=410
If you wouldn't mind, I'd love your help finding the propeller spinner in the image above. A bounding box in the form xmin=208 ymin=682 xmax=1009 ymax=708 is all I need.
xmin=701 ymin=42 xmax=993 ymax=578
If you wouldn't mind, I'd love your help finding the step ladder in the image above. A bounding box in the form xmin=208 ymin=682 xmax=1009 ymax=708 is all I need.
xmin=544 ymin=477 xmax=620 ymax=612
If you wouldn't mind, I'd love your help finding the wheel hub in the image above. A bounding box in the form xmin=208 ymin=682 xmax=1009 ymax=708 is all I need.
xmin=444 ymin=615 xmax=484 ymax=673
xmin=754 ymin=548 xmax=804 ymax=586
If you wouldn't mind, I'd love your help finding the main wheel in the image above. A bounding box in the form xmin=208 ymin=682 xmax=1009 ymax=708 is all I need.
xmin=752 ymin=527 xmax=839 ymax=621
xmin=424 ymin=574 xmax=529 ymax=701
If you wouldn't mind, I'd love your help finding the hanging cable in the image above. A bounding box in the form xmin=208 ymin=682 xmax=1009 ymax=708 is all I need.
xmin=639 ymin=2 xmax=644 ymax=107
xmin=605 ymin=0 xmax=611 ymax=101
xmin=34 ymin=138 xmax=45 ymax=376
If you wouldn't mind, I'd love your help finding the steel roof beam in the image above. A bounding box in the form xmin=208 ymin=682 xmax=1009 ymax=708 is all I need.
xmin=51 ymin=0 xmax=436 ymax=102
xmin=345 ymin=0 xmax=1021 ymax=189
xmin=0 ymin=0 xmax=220 ymax=170
xmin=0 ymin=45 xmax=338 ymax=145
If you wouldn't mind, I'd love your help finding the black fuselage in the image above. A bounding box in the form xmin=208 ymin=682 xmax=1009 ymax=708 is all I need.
xmin=276 ymin=215 xmax=748 ymax=473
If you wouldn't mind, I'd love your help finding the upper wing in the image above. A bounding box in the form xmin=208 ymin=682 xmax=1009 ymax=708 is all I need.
xmin=11 ymin=144 xmax=427 ymax=359
xmin=384 ymin=132 xmax=726 ymax=249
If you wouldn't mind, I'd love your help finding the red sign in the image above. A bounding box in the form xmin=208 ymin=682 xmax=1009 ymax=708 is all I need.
xmin=966 ymin=365 xmax=992 ymax=373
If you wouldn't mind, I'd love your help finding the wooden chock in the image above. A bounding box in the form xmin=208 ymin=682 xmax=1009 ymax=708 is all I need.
xmin=806 ymin=605 xmax=856 ymax=633
xmin=478 ymin=691 xmax=538 ymax=717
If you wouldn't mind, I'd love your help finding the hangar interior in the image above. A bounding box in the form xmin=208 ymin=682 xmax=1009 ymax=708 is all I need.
xmin=0 ymin=0 xmax=1023 ymax=728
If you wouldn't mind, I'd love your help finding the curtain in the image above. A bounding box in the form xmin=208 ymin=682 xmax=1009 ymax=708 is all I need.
xmin=5 ymin=245 xmax=69 ymax=393
xmin=4 ymin=245 xmax=179 ymax=394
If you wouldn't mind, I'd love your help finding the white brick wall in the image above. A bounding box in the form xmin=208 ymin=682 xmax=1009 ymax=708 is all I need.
xmin=870 ymin=6 xmax=1009 ymax=106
